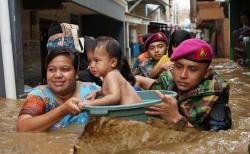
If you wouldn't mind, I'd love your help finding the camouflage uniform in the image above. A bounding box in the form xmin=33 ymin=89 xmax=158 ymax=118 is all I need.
xmin=150 ymin=71 xmax=232 ymax=130
xmin=137 ymin=58 xmax=155 ymax=77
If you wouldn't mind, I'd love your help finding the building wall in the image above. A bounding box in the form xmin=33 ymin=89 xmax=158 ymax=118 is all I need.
xmin=21 ymin=9 xmax=82 ymax=86
xmin=81 ymin=14 xmax=124 ymax=51
xmin=21 ymin=1 xmax=126 ymax=86
xmin=21 ymin=10 xmax=42 ymax=85
xmin=132 ymin=4 xmax=145 ymax=17
xmin=136 ymin=25 xmax=147 ymax=35
xmin=128 ymin=3 xmax=148 ymax=35
xmin=0 ymin=38 xmax=6 ymax=97
xmin=10 ymin=0 xmax=24 ymax=97
xmin=0 ymin=0 xmax=127 ymax=96
xmin=216 ymin=19 xmax=229 ymax=57
xmin=0 ymin=0 xmax=23 ymax=97
xmin=73 ymin=0 xmax=125 ymax=22
xmin=21 ymin=8 xmax=82 ymax=40
xmin=21 ymin=11 xmax=31 ymax=40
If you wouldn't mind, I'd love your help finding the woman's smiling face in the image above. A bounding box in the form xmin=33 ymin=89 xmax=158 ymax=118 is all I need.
xmin=46 ymin=54 xmax=76 ymax=95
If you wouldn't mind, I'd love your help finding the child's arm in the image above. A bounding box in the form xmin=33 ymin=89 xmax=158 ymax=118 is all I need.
xmin=149 ymin=64 xmax=165 ymax=78
xmin=135 ymin=75 xmax=156 ymax=90
xmin=149 ymin=63 xmax=173 ymax=79
xmin=85 ymin=89 xmax=102 ymax=100
xmin=85 ymin=72 xmax=121 ymax=106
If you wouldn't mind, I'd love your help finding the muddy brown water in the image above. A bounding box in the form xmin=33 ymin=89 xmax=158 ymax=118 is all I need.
xmin=0 ymin=98 xmax=84 ymax=154
xmin=0 ymin=59 xmax=249 ymax=153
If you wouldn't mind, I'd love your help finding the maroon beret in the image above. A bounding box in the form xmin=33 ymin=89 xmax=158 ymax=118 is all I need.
xmin=144 ymin=32 xmax=168 ymax=50
xmin=170 ymin=38 xmax=213 ymax=62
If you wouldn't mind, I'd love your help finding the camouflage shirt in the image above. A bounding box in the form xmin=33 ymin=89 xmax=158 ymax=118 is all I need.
xmin=150 ymin=71 xmax=230 ymax=129
xmin=132 ymin=58 xmax=155 ymax=77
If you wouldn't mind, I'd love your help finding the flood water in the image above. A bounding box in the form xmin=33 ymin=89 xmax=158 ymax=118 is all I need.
xmin=77 ymin=59 xmax=250 ymax=154
xmin=0 ymin=58 xmax=249 ymax=153
xmin=0 ymin=98 xmax=84 ymax=153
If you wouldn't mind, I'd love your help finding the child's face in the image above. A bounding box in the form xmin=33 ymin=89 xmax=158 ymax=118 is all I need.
xmin=147 ymin=41 xmax=167 ymax=61
xmin=87 ymin=47 xmax=116 ymax=78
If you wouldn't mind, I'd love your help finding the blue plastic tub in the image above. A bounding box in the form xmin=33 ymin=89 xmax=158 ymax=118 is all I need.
xmin=85 ymin=90 xmax=177 ymax=122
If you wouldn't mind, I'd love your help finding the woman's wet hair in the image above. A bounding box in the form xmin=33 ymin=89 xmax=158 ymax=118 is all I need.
xmin=168 ymin=30 xmax=191 ymax=57
xmin=95 ymin=36 xmax=122 ymax=68
xmin=45 ymin=48 xmax=79 ymax=71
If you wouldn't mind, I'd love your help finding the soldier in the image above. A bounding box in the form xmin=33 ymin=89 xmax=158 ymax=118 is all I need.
xmin=142 ymin=38 xmax=232 ymax=131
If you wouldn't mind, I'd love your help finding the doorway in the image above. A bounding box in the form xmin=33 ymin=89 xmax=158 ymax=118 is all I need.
xmin=39 ymin=18 xmax=54 ymax=84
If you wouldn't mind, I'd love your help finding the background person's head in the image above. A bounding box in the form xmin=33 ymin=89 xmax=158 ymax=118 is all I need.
xmin=170 ymin=38 xmax=213 ymax=92
xmin=240 ymin=10 xmax=250 ymax=26
xmin=45 ymin=49 xmax=79 ymax=95
xmin=144 ymin=32 xmax=168 ymax=61
xmin=79 ymin=36 xmax=96 ymax=71
xmin=47 ymin=22 xmax=63 ymax=36
xmin=139 ymin=33 xmax=152 ymax=53
xmin=168 ymin=30 xmax=191 ymax=57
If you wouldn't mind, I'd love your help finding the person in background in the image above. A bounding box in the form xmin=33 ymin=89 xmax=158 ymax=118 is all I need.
xmin=132 ymin=33 xmax=152 ymax=71
xmin=78 ymin=36 xmax=102 ymax=86
xmin=149 ymin=30 xmax=191 ymax=78
xmin=132 ymin=32 xmax=169 ymax=77
xmin=17 ymin=48 xmax=100 ymax=131
xmin=139 ymin=38 xmax=232 ymax=131
xmin=83 ymin=36 xmax=142 ymax=106
xmin=167 ymin=30 xmax=192 ymax=57
xmin=78 ymin=36 xmax=95 ymax=71
xmin=240 ymin=10 xmax=250 ymax=32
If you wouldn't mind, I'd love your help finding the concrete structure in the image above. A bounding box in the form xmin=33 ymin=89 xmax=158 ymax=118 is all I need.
xmin=190 ymin=0 xmax=229 ymax=58
xmin=1 ymin=0 xmax=128 ymax=98
xmin=229 ymin=0 xmax=250 ymax=66
xmin=126 ymin=0 xmax=172 ymax=60
xmin=0 ymin=0 xmax=171 ymax=98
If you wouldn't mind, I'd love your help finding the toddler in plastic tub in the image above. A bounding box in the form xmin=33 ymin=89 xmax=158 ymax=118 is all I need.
xmin=80 ymin=36 xmax=142 ymax=106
